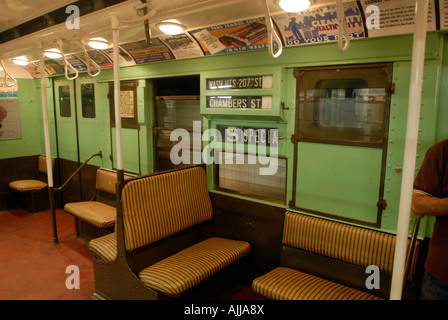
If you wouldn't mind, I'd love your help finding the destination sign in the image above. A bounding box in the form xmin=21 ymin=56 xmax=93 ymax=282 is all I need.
xmin=206 ymin=96 xmax=272 ymax=109
xmin=217 ymin=125 xmax=279 ymax=147
xmin=206 ymin=75 xmax=273 ymax=90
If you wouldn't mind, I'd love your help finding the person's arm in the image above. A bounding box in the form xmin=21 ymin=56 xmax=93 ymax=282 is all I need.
xmin=411 ymin=192 xmax=448 ymax=216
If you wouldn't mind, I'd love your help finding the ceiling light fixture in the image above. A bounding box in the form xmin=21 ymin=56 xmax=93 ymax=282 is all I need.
xmin=87 ymin=37 xmax=109 ymax=50
xmin=278 ymin=0 xmax=311 ymax=12
xmin=157 ymin=19 xmax=185 ymax=35
xmin=44 ymin=48 xmax=62 ymax=59
xmin=13 ymin=56 xmax=30 ymax=66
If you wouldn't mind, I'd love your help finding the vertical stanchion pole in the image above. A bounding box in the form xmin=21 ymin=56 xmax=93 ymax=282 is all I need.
xmin=40 ymin=51 xmax=58 ymax=244
xmin=390 ymin=0 xmax=428 ymax=300
xmin=112 ymin=16 xmax=124 ymax=184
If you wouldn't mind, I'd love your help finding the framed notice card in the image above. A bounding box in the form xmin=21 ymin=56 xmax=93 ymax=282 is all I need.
xmin=120 ymin=90 xmax=135 ymax=118
xmin=109 ymin=80 xmax=138 ymax=128
xmin=0 ymin=99 xmax=21 ymax=140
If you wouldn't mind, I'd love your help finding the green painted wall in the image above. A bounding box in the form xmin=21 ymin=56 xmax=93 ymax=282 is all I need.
xmin=2 ymin=32 xmax=446 ymax=237
xmin=0 ymin=78 xmax=45 ymax=159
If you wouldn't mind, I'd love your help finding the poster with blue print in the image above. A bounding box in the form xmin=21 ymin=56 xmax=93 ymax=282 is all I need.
xmin=273 ymin=1 xmax=365 ymax=46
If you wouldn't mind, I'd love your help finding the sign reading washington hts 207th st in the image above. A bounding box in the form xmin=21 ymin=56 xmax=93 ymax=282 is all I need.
xmin=206 ymin=75 xmax=273 ymax=90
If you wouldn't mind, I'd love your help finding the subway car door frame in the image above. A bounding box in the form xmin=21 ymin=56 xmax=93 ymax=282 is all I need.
xmin=108 ymin=80 xmax=142 ymax=175
xmin=53 ymin=78 xmax=81 ymax=204
xmin=290 ymin=63 xmax=393 ymax=227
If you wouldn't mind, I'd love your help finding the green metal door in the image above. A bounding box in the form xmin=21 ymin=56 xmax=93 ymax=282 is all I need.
xmin=54 ymin=79 xmax=80 ymax=204
xmin=75 ymin=77 xmax=105 ymax=168
xmin=290 ymin=64 xmax=392 ymax=227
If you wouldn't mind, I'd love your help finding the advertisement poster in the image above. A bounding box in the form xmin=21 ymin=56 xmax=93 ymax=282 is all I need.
xmin=43 ymin=59 xmax=65 ymax=76
xmin=190 ymin=17 xmax=272 ymax=55
xmin=0 ymin=99 xmax=21 ymax=140
xmin=159 ymin=33 xmax=204 ymax=59
xmin=0 ymin=81 xmax=18 ymax=98
xmin=81 ymin=49 xmax=113 ymax=69
xmin=66 ymin=54 xmax=88 ymax=72
xmin=359 ymin=0 xmax=436 ymax=37
xmin=102 ymin=46 xmax=136 ymax=67
xmin=273 ymin=1 xmax=365 ymax=46
xmin=121 ymin=38 xmax=175 ymax=64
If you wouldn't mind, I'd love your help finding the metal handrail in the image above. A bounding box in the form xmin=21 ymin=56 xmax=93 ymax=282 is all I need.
xmin=56 ymin=151 xmax=102 ymax=191
xmin=402 ymin=214 xmax=423 ymax=290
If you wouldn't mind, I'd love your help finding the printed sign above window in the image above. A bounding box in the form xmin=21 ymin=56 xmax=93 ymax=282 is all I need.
xmin=206 ymin=75 xmax=273 ymax=90
xmin=206 ymin=96 xmax=272 ymax=109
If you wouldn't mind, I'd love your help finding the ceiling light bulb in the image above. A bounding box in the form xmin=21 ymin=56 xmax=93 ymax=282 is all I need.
xmin=157 ymin=19 xmax=185 ymax=35
xmin=279 ymin=0 xmax=311 ymax=12
xmin=13 ymin=56 xmax=30 ymax=66
xmin=44 ymin=48 xmax=62 ymax=59
xmin=87 ymin=37 xmax=109 ymax=50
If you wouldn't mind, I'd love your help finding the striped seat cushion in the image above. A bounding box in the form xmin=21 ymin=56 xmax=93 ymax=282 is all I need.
xmin=122 ymin=167 xmax=213 ymax=252
xmin=88 ymin=233 xmax=117 ymax=262
xmin=252 ymin=267 xmax=382 ymax=300
xmin=138 ymin=237 xmax=251 ymax=296
xmin=64 ymin=201 xmax=116 ymax=228
xmin=283 ymin=211 xmax=396 ymax=276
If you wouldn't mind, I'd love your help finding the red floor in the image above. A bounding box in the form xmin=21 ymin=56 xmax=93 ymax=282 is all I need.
xmin=0 ymin=207 xmax=261 ymax=300
xmin=0 ymin=208 xmax=96 ymax=300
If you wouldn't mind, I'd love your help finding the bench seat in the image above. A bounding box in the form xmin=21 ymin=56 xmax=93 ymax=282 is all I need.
xmin=138 ymin=237 xmax=250 ymax=296
xmin=88 ymin=232 xmax=117 ymax=262
xmin=64 ymin=201 xmax=116 ymax=228
xmin=251 ymin=211 xmax=421 ymax=300
xmin=252 ymin=267 xmax=383 ymax=300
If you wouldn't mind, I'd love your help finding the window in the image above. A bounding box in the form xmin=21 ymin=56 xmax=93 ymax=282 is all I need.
xmin=59 ymin=85 xmax=71 ymax=117
xmin=81 ymin=83 xmax=95 ymax=118
xmin=216 ymin=151 xmax=287 ymax=203
xmin=153 ymin=75 xmax=201 ymax=172
xmin=154 ymin=96 xmax=201 ymax=171
xmin=295 ymin=64 xmax=392 ymax=146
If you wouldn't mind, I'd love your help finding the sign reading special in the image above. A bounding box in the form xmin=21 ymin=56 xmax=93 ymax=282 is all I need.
xmin=217 ymin=125 xmax=279 ymax=147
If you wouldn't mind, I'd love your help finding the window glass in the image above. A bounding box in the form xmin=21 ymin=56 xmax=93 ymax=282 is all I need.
xmin=81 ymin=83 xmax=95 ymax=118
xmin=296 ymin=66 xmax=391 ymax=145
xmin=59 ymin=85 xmax=71 ymax=117
xmin=154 ymin=97 xmax=202 ymax=171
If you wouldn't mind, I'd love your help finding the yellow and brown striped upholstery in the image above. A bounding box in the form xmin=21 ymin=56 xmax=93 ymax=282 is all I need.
xmin=252 ymin=267 xmax=382 ymax=300
xmin=64 ymin=201 xmax=116 ymax=228
xmin=88 ymin=232 xmax=117 ymax=262
xmin=282 ymin=211 xmax=396 ymax=276
xmin=252 ymin=211 xmax=420 ymax=300
xmin=139 ymin=237 xmax=251 ymax=296
xmin=121 ymin=167 xmax=213 ymax=252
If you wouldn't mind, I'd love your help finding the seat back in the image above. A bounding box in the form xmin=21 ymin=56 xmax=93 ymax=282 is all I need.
xmin=121 ymin=166 xmax=213 ymax=252
xmin=282 ymin=211 xmax=420 ymax=281
xmin=96 ymin=169 xmax=118 ymax=194
xmin=37 ymin=155 xmax=55 ymax=179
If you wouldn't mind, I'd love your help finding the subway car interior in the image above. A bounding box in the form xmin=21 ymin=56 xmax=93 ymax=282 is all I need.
xmin=0 ymin=0 xmax=447 ymax=303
